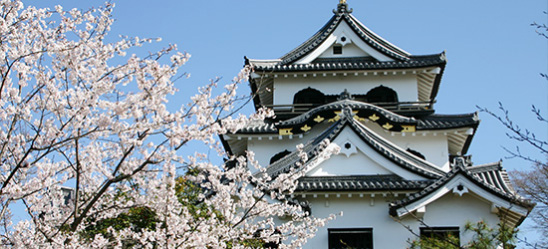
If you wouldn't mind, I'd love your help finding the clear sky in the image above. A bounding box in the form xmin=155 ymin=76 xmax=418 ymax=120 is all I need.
xmin=23 ymin=0 xmax=548 ymax=246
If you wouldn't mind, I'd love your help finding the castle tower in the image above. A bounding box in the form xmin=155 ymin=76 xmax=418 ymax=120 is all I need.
xmin=221 ymin=2 xmax=533 ymax=248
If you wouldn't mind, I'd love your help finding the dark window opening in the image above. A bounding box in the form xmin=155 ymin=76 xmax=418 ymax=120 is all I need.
xmin=293 ymin=87 xmax=325 ymax=105
xmin=333 ymin=45 xmax=343 ymax=55
xmin=406 ymin=148 xmax=426 ymax=160
xmin=253 ymin=229 xmax=280 ymax=248
xmin=328 ymin=228 xmax=373 ymax=249
xmin=365 ymin=85 xmax=398 ymax=103
xmin=420 ymin=227 xmax=460 ymax=245
xmin=270 ymin=150 xmax=291 ymax=164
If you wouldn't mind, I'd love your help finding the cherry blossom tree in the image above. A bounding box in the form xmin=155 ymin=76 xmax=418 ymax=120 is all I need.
xmin=0 ymin=1 xmax=336 ymax=248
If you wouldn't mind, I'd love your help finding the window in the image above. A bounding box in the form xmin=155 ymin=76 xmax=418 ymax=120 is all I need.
xmin=293 ymin=87 xmax=325 ymax=105
xmin=328 ymin=228 xmax=373 ymax=249
xmin=365 ymin=85 xmax=398 ymax=104
xmin=420 ymin=227 xmax=460 ymax=245
xmin=333 ymin=45 xmax=343 ymax=55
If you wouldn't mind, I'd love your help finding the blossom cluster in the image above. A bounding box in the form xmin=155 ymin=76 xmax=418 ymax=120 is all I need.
xmin=0 ymin=1 xmax=335 ymax=248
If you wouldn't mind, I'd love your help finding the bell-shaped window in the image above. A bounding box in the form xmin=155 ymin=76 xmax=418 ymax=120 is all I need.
xmin=365 ymin=85 xmax=398 ymax=103
xmin=293 ymin=87 xmax=325 ymax=105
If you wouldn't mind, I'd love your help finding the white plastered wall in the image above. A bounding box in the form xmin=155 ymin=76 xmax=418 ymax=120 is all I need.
xmin=301 ymin=192 xmax=500 ymax=249
xmin=247 ymin=121 xmax=451 ymax=174
xmin=305 ymin=126 xmax=427 ymax=180
xmin=362 ymin=121 xmax=451 ymax=171
xmin=296 ymin=20 xmax=393 ymax=63
xmin=317 ymin=42 xmax=370 ymax=58
xmin=246 ymin=124 xmax=332 ymax=168
xmin=272 ymin=74 xmax=418 ymax=106
xmin=306 ymin=153 xmax=393 ymax=176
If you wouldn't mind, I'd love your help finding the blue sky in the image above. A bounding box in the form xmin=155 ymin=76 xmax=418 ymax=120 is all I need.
xmin=23 ymin=0 xmax=548 ymax=245
xmin=96 ymin=0 xmax=548 ymax=169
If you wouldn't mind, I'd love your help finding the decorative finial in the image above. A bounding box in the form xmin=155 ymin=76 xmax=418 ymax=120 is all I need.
xmin=451 ymin=155 xmax=472 ymax=169
xmin=334 ymin=0 xmax=352 ymax=14
xmin=338 ymin=89 xmax=354 ymax=100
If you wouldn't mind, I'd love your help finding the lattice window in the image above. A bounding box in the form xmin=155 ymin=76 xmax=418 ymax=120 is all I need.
xmin=333 ymin=45 xmax=343 ymax=55
xmin=328 ymin=228 xmax=373 ymax=249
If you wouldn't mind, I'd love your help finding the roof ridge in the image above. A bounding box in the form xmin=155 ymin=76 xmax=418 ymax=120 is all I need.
xmin=278 ymin=3 xmax=417 ymax=65
xmin=467 ymin=161 xmax=502 ymax=171
xmin=344 ymin=14 xmax=410 ymax=60
xmin=349 ymin=120 xmax=445 ymax=177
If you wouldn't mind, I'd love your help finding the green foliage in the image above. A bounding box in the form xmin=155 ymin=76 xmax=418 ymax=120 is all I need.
xmin=175 ymin=169 xmax=218 ymax=220
xmin=77 ymin=170 xmax=279 ymax=248
xmin=465 ymin=221 xmax=517 ymax=249
xmin=409 ymin=233 xmax=460 ymax=249
xmin=409 ymin=221 xmax=518 ymax=249
xmin=78 ymin=173 xmax=201 ymax=242
xmin=226 ymin=238 xmax=268 ymax=249
xmin=80 ymin=206 xmax=158 ymax=246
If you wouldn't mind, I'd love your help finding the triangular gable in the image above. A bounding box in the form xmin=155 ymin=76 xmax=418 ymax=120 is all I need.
xmin=305 ymin=126 xmax=428 ymax=180
xmin=258 ymin=108 xmax=446 ymax=180
xmin=389 ymin=162 xmax=534 ymax=225
xmin=296 ymin=20 xmax=393 ymax=63
xmin=279 ymin=3 xmax=410 ymax=65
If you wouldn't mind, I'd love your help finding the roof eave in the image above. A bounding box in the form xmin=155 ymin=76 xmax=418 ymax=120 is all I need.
xmin=219 ymin=134 xmax=234 ymax=156
xmin=428 ymin=55 xmax=447 ymax=103
xmin=389 ymin=168 xmax=534 ymax=218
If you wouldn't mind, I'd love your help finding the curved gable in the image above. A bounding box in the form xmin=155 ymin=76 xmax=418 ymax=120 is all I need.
xmin=389 ymin=161 xmax=534 ymax=225
xmin=279 ymin=3 xmax=410 ymax=65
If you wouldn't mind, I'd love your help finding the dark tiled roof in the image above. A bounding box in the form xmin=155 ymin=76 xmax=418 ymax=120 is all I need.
xmin=296 ymin=175 xmax=432 ymax=191
xmin=468 ymin=161 xmax=515 ymax=194
xmin=417 ymin=113 xmax=479 ymax=130
xmin=389 ymin=158 xmax=534 ymax=217
xmin=251 ymin=54 xmax=446 ymax=72
xmin=236 ymin=100 xmax=479 ymax=134
xmin=259 ymin=108 xmax=445 ymax=179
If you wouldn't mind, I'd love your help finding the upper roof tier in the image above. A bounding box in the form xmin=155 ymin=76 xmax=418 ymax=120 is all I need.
xmin=246 ymin=2 xmax=447 ymax=110
xmin=247 ymin=3 xmax=445 ymax=66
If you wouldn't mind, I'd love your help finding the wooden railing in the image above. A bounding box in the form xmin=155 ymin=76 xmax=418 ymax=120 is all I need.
xmin=264 ymin=101 xmax=432 ymax=115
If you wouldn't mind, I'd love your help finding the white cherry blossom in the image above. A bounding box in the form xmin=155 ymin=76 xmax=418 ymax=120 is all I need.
xmin=0 ymin=1 xmax=336 ymax=248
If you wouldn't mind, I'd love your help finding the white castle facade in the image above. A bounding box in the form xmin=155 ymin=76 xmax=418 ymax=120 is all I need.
xmin=221 ymin=2 xmax=532 ymax=248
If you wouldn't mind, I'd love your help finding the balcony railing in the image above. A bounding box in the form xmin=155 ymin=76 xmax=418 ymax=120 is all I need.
xmin=264 ymin=101 xmax=432 ymax=116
